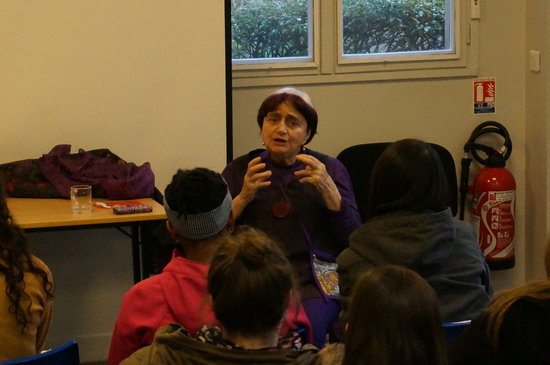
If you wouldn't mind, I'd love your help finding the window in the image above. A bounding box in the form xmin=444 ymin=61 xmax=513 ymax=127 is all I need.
xmin=231 ymin=0 xmax=314 ymax=64
xmin=340 ymin=0 xmax=452 ymax=60
xmin=231 ymin=0 xmax=478 ymax=86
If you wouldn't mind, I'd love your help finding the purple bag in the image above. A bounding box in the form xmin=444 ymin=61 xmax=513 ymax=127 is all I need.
xmin=38 ymin=145 xmax=155 ymax=199
xmin=0 ymin=145 xmax=155 ymax=200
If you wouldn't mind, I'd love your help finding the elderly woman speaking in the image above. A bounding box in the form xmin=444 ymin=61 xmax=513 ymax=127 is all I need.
xmin=222 ymin=87 xmax=361 ymax=347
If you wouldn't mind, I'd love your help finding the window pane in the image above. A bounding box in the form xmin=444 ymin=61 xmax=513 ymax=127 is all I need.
xmin=342 ymin=0 xmax=451 ymax=56
xmin=231 ymin=0 xmax=312 ymax=62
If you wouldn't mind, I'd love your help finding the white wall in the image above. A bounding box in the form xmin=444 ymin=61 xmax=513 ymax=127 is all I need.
xmin=0 ymin=1 xmax=226 ymax=362
xmin=232 ymin=0 xmax=532 ymax=291
xmin=0 ymin=0 xmax=227 ymax=190
xmin=525 ymin=0 xmax=550 ymax=279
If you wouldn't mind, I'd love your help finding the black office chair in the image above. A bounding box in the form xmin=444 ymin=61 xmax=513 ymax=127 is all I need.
xmin=336 ymin=142 xmax=458 ymax=222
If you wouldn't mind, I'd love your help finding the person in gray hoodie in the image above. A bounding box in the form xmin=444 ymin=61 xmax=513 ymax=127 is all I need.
xmin=337 ymin=139 xmax=492 ymax=322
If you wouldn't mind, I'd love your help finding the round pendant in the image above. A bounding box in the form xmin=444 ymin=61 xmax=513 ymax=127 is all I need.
xmin=272 ymin=201 xmax=290 ymax=218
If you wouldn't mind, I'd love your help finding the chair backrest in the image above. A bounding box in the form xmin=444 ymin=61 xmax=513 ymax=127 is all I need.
xmin=1 ymin=340 xmax=80 ymax=365
xmin=443 ymin=320 xmax=471 ymax=343
xmin=336 ymin=142 xmax=458 ymax=221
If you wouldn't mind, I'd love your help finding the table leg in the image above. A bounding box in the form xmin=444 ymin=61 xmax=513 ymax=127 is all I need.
xmin=131 ymin=223 xmax=142 ymax=283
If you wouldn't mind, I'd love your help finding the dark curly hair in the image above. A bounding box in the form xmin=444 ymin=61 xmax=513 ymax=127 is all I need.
xmin=0 ymin=179 xmax=54 ymax=331
xmin=164 ymin=168 xmax=228 ymax=215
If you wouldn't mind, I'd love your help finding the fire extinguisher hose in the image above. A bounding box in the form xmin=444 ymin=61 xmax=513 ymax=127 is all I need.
xmin=459 ymin=121 xmax=513 ymax=220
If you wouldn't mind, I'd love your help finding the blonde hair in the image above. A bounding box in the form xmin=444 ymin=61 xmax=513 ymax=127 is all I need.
xmin=485 ymin=279 xmax=550 ymax=347
xmin=485 ymin=239 xmax=550 ymax=347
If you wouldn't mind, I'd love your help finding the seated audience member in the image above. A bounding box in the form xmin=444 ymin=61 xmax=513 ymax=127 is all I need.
xmin=0 ymin=180 xmax=54 ymax=361
xmin=318 ymin=265 xmax=447 ymax=365
xmin=448 ymin=239 xmax=550 ymax=365
xmin=120 ymin=225 xmax=319 ymax=365
xmin=337 ymin=139 xmax=492 ymax=322
xmin=108 ymin=168 xmax=311 ymax=365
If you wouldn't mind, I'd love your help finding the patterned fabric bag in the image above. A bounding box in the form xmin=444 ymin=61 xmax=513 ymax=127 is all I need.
xmin=0 ymin=144 xmax=155 ymax=200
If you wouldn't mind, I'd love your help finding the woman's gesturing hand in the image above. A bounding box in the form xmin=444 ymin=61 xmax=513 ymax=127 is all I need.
xmin=295 ymin=154 xmax=342 ymax=211
xmin=233 ymin=157 xmax=272 ymax=219
xmin=240 ymin=157 xmax=272 ymax=203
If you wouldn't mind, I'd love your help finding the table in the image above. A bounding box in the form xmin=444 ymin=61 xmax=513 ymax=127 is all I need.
xmin=7 ymin=197 xmax=167 ymax=283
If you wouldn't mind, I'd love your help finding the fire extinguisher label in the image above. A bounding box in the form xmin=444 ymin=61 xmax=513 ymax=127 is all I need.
xmin=473 ymin=190 xmax=515 ymax=260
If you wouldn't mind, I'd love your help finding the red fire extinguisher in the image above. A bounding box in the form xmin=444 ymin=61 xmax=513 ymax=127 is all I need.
xmin=459 ymin=121 xmax=515 ymax=270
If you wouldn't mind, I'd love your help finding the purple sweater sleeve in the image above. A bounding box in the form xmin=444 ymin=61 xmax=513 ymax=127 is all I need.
xmin=323 ymin=156 xmax=362 ymax=249
xmin=222 ymin=159 xmax=245 ymax=198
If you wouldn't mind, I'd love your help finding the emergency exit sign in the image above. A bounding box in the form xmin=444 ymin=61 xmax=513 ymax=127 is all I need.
xmin=474 ymin=78 xmax=496 ymax=114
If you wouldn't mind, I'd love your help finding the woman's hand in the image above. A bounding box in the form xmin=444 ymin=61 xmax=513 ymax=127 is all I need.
xmin=233 ymin=156 xmax=272 ymax=219
xmin=295 ymin=154 xmax=342 ymax=211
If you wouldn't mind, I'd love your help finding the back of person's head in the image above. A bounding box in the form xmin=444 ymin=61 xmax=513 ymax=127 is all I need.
xmin=367 ymin=139 xmax=450 ymax=219
xmin=0 ymin=178 xmax=53 ymax=331
xmin=485 ymin=238 xmax=550 ymax=348
xmin=207 ymin=225 xmax=294 ymax=338
xmin=485 ymin=279 xmax=550 ymax=348
xmin=164 ymin=168 xmax=231 ymax=240
xmin=343 ymin=265 xmax=446 ymax=365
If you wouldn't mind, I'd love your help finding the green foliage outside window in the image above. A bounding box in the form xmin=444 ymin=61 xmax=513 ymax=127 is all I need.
xmin=231 ymin=0 xmax=447 ymax=60
xmin=231 ymin=0 xmax=309 ymax=59
xmin=343 ymin=0 xmax=446 ymax=55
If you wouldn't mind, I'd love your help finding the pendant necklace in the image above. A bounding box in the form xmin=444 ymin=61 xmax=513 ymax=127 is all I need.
xmin=271 ymin=185 xmax=291 ymax=218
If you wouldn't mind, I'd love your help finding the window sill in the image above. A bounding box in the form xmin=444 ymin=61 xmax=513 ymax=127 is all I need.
xmin=232 ymin=64 xmax=479 ymax=88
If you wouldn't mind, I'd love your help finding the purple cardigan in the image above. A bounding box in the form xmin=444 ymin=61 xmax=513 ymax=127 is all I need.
xmin=222 ymin=148 xmax=361 ymax=299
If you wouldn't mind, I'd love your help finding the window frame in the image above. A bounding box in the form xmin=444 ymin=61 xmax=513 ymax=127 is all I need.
xmin=335 ymin=0 xmax=462 ymax=72
xmin=231 ymin=0 xmax=320 ymax=74
xmin=232 ymin=0 xmax=479 ymax=87
xmin=232 ymin=0 xmax=318 ymax=67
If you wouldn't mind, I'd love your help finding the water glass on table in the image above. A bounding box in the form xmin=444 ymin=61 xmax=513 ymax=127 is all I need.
xmin=70 ymin=185 xmax=92 ymax=214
